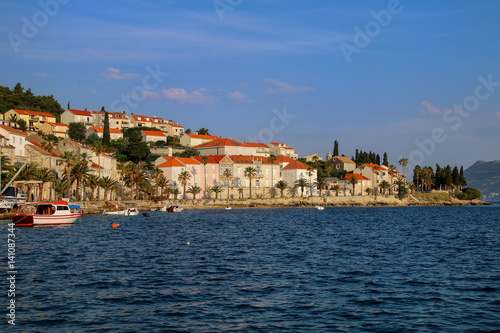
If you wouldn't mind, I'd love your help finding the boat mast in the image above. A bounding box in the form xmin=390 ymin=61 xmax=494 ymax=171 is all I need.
xmin=0 ymin=161 xmax=29 ymax=195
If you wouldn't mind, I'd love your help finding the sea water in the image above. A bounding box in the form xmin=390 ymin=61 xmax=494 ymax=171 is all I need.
xmin=2 ymin=205 xmax=499 ymax=332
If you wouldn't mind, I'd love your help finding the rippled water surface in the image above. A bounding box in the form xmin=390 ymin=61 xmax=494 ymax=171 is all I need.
xmin=2 ymin=205 xmax=500 ymax=332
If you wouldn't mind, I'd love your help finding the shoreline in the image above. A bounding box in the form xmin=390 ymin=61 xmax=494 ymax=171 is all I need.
xmin=0 ymin=195 xmax=493 ymax=220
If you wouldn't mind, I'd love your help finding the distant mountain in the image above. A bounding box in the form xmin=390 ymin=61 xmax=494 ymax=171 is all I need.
xmin=464 ymin=160 xmax=500 ymax=200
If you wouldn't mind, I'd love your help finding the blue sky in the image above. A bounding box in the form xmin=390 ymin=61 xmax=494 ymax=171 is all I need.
xmin=1 ymin=0 xmax=499 ymax=171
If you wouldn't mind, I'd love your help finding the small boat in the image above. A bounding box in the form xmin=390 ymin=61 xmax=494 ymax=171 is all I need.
xmin=225 ymin=206 xmax=232 ymax=210
xmin=167 ymin=205 xmax=183 ymax=213
xmin=13 ymin=201 xmax=82 ymax=227
xmin=102 ymin=208 xmax=139 ymax=216
xmin=315 ymin=206 xmax=325 ymax=210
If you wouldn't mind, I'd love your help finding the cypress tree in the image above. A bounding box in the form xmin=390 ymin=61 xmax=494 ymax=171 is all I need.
xmin=382 ymin=152 xmax=388 ymax=166
xmin=333 ymin=140 xmax=339 ymax=157
xmin=103 ymin=111 xmax=111 ymax=146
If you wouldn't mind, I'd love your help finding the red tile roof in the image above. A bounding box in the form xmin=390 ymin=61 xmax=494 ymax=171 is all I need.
xmin=341 ymin=173 xmax=370 ymax=181
xmin=192 ymin=155 xmax=228 ymax=164
xmin=67 ymin=109 xmax=93 ymax=117
xmin=244 ymin=142 xmax=269 ymax=148
xmin=364 ymin=163 xmax=388 ymax=170
xmin=141 ymin=130 xmax=166 ymax=137
xmin=193 ymin=138 xmax=249 ymax=149
xmin=157 ymin=159 xmax=184 ymax=168
xmin=282 ymin=160 xmax=312 ymax=170
xmin=89 ymin=127 xmax=123 ymax=134
xmin=0 ymin=124 xmax=28 ymax=136
xmin=10 ymin=109 xmax=55 ymax=118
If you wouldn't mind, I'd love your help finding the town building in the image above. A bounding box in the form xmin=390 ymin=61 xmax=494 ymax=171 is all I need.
xmin=86 ymin=127 xmax=123 ymax=140
xmin=180 ymin=133 xmax=219 ymax=147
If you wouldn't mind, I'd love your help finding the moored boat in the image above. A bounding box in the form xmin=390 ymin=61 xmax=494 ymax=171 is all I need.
xmin=102 ymin=208 xmax=139 ymax=216
xmin=13 ymin=201 xmax=82 ymax=227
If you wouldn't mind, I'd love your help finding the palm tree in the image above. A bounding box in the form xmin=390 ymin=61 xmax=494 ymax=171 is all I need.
xmin=91 ymin=142 xmax=106 ymax=178
xmin=388 ymin=165 xmax=397 ymax=193
xmin=237 ymin=187 xmax=243 ymax=199
xmin=60 ymin=151 xmax=76 ymax=199
xmin=295 ymin=178 xmax=308 ymax=198
xmin=150 ymin=167 xmax=162 ymax=197
xmin=413 ymin=166 xmax=422 ymax=192
xmin=371 ymin=165 xmax=380 ymax=196
xmin=41 ymin=136 xmax=59 ymax=172
xmin=348 ymin=176 xmax=359 ymax=196
xmin=172 ymin=188 xmax=180 ymax=200
xmin=35 ymin=167 xmax=56 ymax=202
xmin=99 ymin=176 xmax=117 ymax=201
xmin=378 ymin=180 xmax=391 ymax=195
xmin=210 ymin=186 xmax=224 ymax=199
xmin=222 ymin=168 xmax=232 ymax=200
xmin=365 ymin=187 xmax=373 ymax=196
xmin=243 ymin=166 xmax=257 ymax=199
xmin=399 ymin=158 xmax=409 ymax=179
xmin=268 ymin=154 xmax=277 ymax=198
xmin=201 ymin=156 xmax=209 ymax=198
xmin=331 ymin=184 xmax=341 ymax=197
xmin=157 ymin=175 xmax=171 ymax=198
xmin=313 ymin=177 xmax=327 ymax=197
xmin=275 ymin=180 xmax=288 ymax=198
xmin=71 ymin=160 xmax=90 ymax=201
xmin=17 ymin=162 xmax=38 ymax=201
xmin=394 ymin=177 xmax=406 ymax=193
xmin=54 ymin=179 xmax=70 ymax=200
xmin=178 ymin=170 xmax=191 ymax=200
xmin=187 ymin=186 xmax=201 ymax=199
xmin=306 ymin=167 xmax=315 ymax=196
xmin=84 ymin=174 xmax=100 ymax=201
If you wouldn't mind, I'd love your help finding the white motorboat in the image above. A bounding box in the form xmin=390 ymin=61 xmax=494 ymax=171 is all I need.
xmin=102 ymin=208 xmax=139 ymax=216
xmin=315 ymin=206 xmax=325 ymax=210
xmin=13 ymin=201 xmax=82 ymax=227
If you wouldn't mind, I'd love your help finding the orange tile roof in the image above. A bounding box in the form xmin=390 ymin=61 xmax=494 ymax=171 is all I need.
xmin=275 ymin=155 xmax=296 ymax=163
xmin=282 ymin=160 xmax=312 ymax=170
xmin=364 ymin=163 xmax=388 ymax=170
xmin=244 ymin=142 xmax=269 ymax=148
xmin=0 ymin=124 xmax=28 ymax=136
xmin=67 ymin=109 xmax=93 ymax=117
xmin=176 ymin=157 xmax=200 ymax=165
xmin=341 ymin=173 xmax=370 ymax=181
xmin=141 ymin=130 xmax=166 ymax=137
xmin=193 ymin=138 xmax=249 ymax=149
xmin=10 ymin=109 xmax=55 ymax=118
xmin=157 ymin=159 xmax=184 ymax=168
xmin=91 ymin=162 xmax=103 ymax=169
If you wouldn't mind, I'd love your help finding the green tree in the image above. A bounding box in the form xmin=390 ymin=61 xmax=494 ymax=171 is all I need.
xmin=348 ymin=176 xmax=359 ymax=196
xmin=103 ymin=111 xmax=111 ymax=146
xmin=197 ymin=128 xmax=210 ymax=135
xmin=60 ymin=151 xmax=76 ymax=199
xmin=268 ymin=154 xmax=277 ymax=198
xmin=222 ymin=168 xmax=232 ymax=200
xmin=210 ymin=186 xmax=224 ymax=199
xmin=378 ymin=180 xmax=391 ymax=195
xmin=17 ymin=119 xmax=28 ymax=131
xmin=333 ymin=140 xmax=339 ymax=157
xmin=244 ymin=166 xmax=257 ymax=199
xmin=331 ymin=184 xmax=341 ymax=196
xmin=383 ymin=152 xmax=388 ymax=167
xmin=398 ymin=158 xmax=408 ymax=179
xmin=295 ymin=178 xmax=308 ymax=198
xmin=187 ymin=186 xmax=201 ymax=199
xmin=99 ymin=176 xmax=117 ymax=201
xmin=275 ymin=180 xmax=288 ymax=198
xmin=68 ymin=122 xmax=87 ymax=142
xmin=178 ymin=170 xmax=191 ymax=200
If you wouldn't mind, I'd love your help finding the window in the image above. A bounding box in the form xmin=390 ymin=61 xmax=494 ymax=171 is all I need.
xmin=256 ymin=180 xmax=260 ymax=188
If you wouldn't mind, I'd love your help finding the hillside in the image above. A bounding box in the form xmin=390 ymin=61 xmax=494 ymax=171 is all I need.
xmin=464 ymin=160 xmax=500 ymax=200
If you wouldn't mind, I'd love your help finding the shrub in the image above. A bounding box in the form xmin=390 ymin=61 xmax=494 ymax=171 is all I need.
xmin=397 ymin=185 xmax=408 ymax=201
xmin=456 ymin=188 xmax=481 ymax=200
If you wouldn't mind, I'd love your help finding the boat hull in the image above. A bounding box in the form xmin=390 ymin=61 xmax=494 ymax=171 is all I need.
xmin=13 ymin=213 xmax=82 ymax=227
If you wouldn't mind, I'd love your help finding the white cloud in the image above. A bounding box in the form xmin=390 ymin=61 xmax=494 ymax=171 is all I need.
xmin=264 ymin=78 xmax=314 ymax=94
xmin=227 ymin=91 xmax=245 ymax=102
xmin=161 ymin=88 xmax=216 ymax=105
xmin=100 ymin=67 xmax=139 ymax=81
xmin=421 ymin=100 xmax=442 ymax=115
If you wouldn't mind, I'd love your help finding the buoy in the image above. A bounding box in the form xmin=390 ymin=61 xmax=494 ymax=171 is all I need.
xmin=111 ymin=223 xmax=120 ymax=228
xmin=187 ymin=242 xmax=190 ymax=245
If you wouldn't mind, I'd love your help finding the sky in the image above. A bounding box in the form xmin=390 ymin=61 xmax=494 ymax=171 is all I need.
xmin=1 ymin=0 xmax=499 ymax=172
